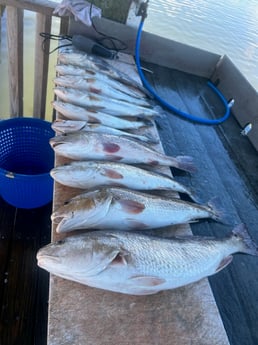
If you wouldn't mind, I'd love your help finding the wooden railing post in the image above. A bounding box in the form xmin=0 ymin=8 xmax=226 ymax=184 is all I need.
xmin=6 ymin=5 xmax=23 ymax=117
xmin=33 ymin=13 xmax=52 ymax=119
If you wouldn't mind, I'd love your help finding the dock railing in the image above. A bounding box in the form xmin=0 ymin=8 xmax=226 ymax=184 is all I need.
xmin=0 ymin=0 xmax=69 ymax=120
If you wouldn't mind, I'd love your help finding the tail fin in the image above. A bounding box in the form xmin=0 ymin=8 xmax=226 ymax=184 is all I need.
xmin=174 ymin=155 xmax=197 ymax=173
xmin=207 ymin=197 xmax=227 ymax=223
xmin=231 ymin=223 xmax=258 ymax=256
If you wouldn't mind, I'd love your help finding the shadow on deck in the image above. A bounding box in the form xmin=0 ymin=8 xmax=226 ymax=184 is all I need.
xmin=0 ymin=61 xmax=258 ymax=345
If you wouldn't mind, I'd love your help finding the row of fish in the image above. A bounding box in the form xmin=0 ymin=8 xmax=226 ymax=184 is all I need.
xmin=37 ymin=48 xmax=258 ymax=295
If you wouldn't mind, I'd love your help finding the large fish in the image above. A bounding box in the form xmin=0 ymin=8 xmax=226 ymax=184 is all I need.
xmin=51 ymin=120 xmax=157 ymax=143
xmin=50 ymin=161 xmax=198 ymax=201
xmin=55 ymin=64 xmax=146 ymax=99
xmin=52 ymin=101 xmax=151 ymax=130
xmin=37 ymin=224 xmax=258 ymax=295
xmin=49 ymin=132 xmax=196 ymax=173
xmin=51 ymin=187 xmax=223 ymax=233
xmin=54 ymin=87 xmax=159 ymax=118
xmin=54 ymin=75 xmax=151 ymax=107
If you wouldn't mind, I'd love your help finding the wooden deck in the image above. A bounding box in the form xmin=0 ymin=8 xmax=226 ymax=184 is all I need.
xmin=0 ymin=59 xmax=258 ymax=345
xmin=0 ymin=199 xmax=51 ymax=345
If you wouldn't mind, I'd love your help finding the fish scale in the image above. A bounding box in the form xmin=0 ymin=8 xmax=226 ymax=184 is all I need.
xmin=37 ymin=225 xmax=258 ymax=295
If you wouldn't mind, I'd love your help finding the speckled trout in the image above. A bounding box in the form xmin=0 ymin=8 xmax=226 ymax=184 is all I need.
xmin=55 ymin=64 xmax=146 ymax=99
xmin=57 ymin=49 xmax=148 ymax=95
xmin=54 ymin=75 xmax=151 ymax=107
xmin=49 ymin=132 xmax=196 ymax=173
xmin=51 ymin=187 xmax=223 ymax=233
xmin=50 ymin=161 xmax=198 ymax=201
xmin=51 ymin=120 xmax=157 ymax=143
xmin=52 ymin=101 xmax=151 ymax=129
xmin=37 ymin=224 xmax=258 ymax=295
xmin=54 ymin=87 xmax=159 ymax=118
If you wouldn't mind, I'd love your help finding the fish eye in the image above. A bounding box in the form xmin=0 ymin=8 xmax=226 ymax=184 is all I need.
xmin=56 ymin=240 xmax=65 ymax=245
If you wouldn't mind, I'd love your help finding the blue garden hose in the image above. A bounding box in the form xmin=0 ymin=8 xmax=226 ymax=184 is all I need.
xmin=135 ymin=18 xmax=232 ymax=125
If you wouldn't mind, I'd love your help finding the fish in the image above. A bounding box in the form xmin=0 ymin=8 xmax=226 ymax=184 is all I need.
xmin=55 ymin=64 xmax=146 ymax=99
xmin=50 ymin=161 xmax=198 ymax=201
xmin=54 ymin=87 xmax=159 ymax=118
xmin=52 ymin=101 xmax=151 ymax=130
xmin=57 ymin=49 xmax=148 ymax=95
xmin=49 ymin=131 xmax=196 ymax=173
xmin=51 ymin=120 xmax=157 ymax=143
xmin=51 ymin=187 xmax=223 ymax=233
xmin=36 ymin=223 xmax=258 ymax=295
xmin=54 ymin=75 xmax=151 ymax=107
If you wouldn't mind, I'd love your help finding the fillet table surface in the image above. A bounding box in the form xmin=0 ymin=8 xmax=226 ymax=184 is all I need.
xmin=48 ymin=53 xmax=230 ymax=345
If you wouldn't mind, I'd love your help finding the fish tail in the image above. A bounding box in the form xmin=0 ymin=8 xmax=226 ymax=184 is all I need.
xmin=231 ymin=223 xmax=258 ymax=256
xmin=173 ymin=155 xmax=197 ymax=173
xmin=207 ymin=197 xmax=227 ymax=223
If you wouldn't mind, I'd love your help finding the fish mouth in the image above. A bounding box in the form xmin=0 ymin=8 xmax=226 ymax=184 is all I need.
xmin=49 ymin=140 xmax=65 ymax=149
xmin=36 ymin=254 xmax=61 ymax=269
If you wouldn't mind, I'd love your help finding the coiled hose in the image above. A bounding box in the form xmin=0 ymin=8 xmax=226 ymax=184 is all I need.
xmin=134 ymin=19 xmax=232 ymax=125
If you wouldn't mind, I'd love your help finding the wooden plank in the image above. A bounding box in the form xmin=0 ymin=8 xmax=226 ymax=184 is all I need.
xmin=33 ymin=12 xmax=52 ymax=119
xmin=0 ymin=201 xmax=52 ymax=345
xmin=0 ymin=0 xmax=58 ymax=16
xmin=47 ymin=53 xmax=229 ymax=345
xmin=6 ymin=6 xmax=23 ymax=117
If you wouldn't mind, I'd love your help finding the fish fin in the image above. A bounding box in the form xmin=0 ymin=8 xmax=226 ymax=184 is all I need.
xmin=130 ymin=275 xmax=166 ymax=287
xmin=231 ymin=223 xmax=258 ymax=256
xmin=215 ymin=255 xmax=233 ymax=272
xmin=103 ymin=168 xmax=123 ymax=179
xmin=207 ymin=197 xmax=227 ymax=223
xmin=118 ymin=199 xmax=145 ymax=214
xmin=109 ymin=252 xmax=128 ymax=267
xmin=125 ymin=219 xmax=149 ymax=229
xmin=173 ymin=155 xmax=197 ymax=173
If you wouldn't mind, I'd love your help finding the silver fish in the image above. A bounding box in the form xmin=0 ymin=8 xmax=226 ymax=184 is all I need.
xmin=55 ymin=64 xmax=145 ymax=99
xmin=51 ymin=187 xmax=223 ymax=233
xmin=50 ymin=161 xmax=197 ymax=201
xmin=51 ymin=120 xmax=157 ymax=143
xmin=49 ymin=132 xmax=196 ymax=173
xmin=37 ymin=224 xmax=258 ymax=295
xmin=54 ymin=87 xmax=159 ymax=118
xmin=58 ymin=49 xmax=148 ymax=95
xmin=54 ymin=75 xmax=151 ymax=107
xmin=52 ymin=101 xmax=151 ymax=130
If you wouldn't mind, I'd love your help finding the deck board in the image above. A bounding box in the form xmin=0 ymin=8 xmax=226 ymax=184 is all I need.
xmin=142 ymin=61 xmax=258 ymax=345
xmin=0 ymin=199 xmax=51 ymax=345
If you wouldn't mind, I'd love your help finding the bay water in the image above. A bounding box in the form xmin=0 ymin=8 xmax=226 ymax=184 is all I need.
xmin=0 ymin=0 xmax=257 ymax=118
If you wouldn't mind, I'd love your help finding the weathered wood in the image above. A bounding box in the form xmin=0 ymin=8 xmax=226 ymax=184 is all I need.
xmin=0 ymin=0 xmax=58 ymax=16
xmin=59 ymin=16 xmax=69 ymax=36
xmin=92 ymin=0 xmax=134 ymax=23
xmin=0 ymin=199 xmax=52 ymax=345
xmin=33 ymin=13 xmax=52 ymax=119
xmin=6 ymin=6 xmax=23 ymax=117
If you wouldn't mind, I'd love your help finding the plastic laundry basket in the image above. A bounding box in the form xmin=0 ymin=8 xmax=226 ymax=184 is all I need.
xmin=0 ymin=117 xmax=55 ymax=209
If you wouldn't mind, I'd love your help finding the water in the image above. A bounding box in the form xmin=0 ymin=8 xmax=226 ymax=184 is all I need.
xmin=0 ymin=0 xmax=257 ymax=118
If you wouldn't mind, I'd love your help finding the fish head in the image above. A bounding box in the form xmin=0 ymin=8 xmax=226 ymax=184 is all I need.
xmin=52 ymin=189 xmax=113 ymax=232
xmin=51 ymin=120 xmax=87 ymax=134
xmin=36 ymin=232 xmax=125 ymax=282
xmin=49 ymin=132 xmax=91 ymax=158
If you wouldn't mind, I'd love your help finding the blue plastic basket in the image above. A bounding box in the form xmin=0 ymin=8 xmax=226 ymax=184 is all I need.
xmin=0 ymin=117 xmax=55 ymax=209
